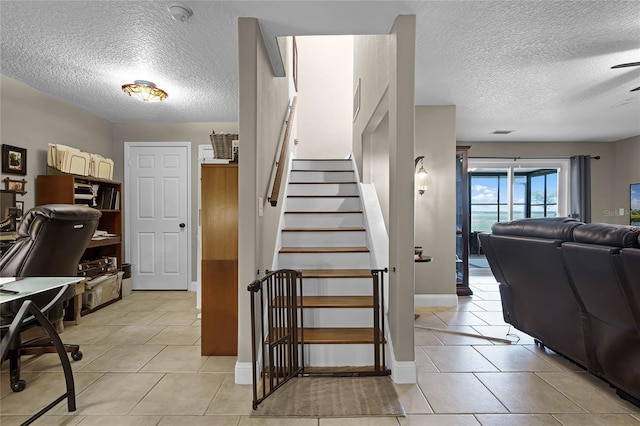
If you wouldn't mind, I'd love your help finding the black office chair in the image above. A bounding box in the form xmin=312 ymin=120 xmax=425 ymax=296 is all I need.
xmin=0 ymin=204 xmax=101 ymax=391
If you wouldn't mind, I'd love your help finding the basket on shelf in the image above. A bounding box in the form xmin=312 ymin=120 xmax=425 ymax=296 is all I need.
xmin=210 ymin=131 xmax=238 ymax=160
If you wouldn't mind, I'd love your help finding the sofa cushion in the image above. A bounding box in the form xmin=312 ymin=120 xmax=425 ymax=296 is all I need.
xmin=491 ymin=217 xmax=582 ymax=241
xmin=571 ymin=223 xmax=640 ymax=248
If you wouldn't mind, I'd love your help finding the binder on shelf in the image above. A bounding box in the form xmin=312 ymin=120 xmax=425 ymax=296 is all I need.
xmin=100 ymin=187 xmax=114 ymax=210
xmin=113 ymin=190 xmax=120 ymax=210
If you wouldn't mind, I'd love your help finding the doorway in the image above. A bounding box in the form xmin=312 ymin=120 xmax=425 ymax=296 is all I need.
xmin=124 ymin=142 xmax=191 ymax=290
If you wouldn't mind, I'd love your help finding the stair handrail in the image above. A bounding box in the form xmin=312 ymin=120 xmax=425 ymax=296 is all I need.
xmin=267 ymin=96 xmax=297 ymax=207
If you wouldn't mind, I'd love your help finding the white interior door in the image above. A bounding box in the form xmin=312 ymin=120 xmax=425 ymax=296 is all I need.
xmin=125 ymin=142 xmax=191 ymax=290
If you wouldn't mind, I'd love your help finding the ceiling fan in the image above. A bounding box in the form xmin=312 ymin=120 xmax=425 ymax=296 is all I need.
xmin=611 ymin=61 xmax=640 ymax=92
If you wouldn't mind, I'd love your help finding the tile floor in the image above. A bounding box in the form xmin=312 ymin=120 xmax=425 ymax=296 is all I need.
xmin=1 ymin=270 xmax=639 ymax=425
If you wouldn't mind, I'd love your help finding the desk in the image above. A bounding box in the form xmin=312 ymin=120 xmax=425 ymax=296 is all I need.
xmin=0 ymin=276 xmax=82 ymax=425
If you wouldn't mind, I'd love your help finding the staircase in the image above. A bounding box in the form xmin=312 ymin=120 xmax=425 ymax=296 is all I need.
xmin=276 ymin=158 xmax=387 ymax=372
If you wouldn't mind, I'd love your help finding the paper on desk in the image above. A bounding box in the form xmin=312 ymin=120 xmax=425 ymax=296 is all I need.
xmin=0 ymin=277 xmax=16 ymax=285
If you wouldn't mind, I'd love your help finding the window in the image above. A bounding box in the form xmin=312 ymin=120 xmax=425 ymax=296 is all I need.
xmin=470 ymin=168 xmax=559 ymax=232
xmin=529 ymin=170 xmax=557 ymax=218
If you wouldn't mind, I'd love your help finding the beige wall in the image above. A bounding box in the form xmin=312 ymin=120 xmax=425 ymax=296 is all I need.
xmin=111 ymin=122 xmax=238 ymax=279
xmin=353 ymin=16 xmax=417 ymax=368
xmin=613 ymin=135 xmax=640 ymax=225
xmin=0 ymin=75 xmax=113 ymax=211
xmin=415 ymin=106 xmax=456 ymax=297
xmin=237 ymin=19 xmax=292 ymax=368
xmin=366 ymin=113 xmax=390 ymax=228
xmin=353 ymin=35 xmax=391 ymax=178
xmin=296 ymin=36 xmax=353 ymax=159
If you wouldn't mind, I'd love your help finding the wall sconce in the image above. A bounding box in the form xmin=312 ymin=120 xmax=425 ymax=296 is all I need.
xmin=414 ymin=156 xmax=431 ymax=195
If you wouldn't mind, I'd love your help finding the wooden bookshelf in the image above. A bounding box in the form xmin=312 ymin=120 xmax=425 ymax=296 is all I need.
xmin=37 ymin=172 xmax=123 ymax=317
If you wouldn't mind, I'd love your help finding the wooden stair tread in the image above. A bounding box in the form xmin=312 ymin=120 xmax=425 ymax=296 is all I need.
xmin=287 ymin=195 xmax=359 ymax=198
xmin=284 ymin=210 xmax=362 ymax=214
xmin=282 ymin=227 xmax=365 ymax=232
xmin=280 ymin=247 xmax=369 ymax=254
xmin=302 ymin=269 xmax=373 ymax=278
xmin=267 ymin=328 xmax=384 ymax=344
xmin=294 ymin=159 xmax=351 ymax=161
xmin=289 ymin=181 xmax=357 ymax=185
xmin=272 ymin=296 xmax=373 ymax=308
xmin=303 ymin=366 xmax=386 ymax=374
xmin=291 ymin=169 xmax=354 ymax=172
xmin=303 ymin=328 xmax=385 ymax=344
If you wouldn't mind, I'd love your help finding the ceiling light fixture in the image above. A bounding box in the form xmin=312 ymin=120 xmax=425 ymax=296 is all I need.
xmin=121 ymin=80 xmax=168 ymax=102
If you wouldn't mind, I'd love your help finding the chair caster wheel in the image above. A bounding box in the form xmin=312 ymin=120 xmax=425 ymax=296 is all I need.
xmin=71 ymin=350 xmax=83 ymax=361
xmin=11 ymin=380 xmax=26 ymax=392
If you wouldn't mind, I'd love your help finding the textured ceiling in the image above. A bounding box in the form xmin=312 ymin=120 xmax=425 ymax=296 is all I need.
xmin=1 ymin=1 xmax=639 ymax=142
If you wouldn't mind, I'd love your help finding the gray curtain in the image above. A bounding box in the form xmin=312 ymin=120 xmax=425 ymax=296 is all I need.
xmin=570 ymin=155 xmax=591 ymax=223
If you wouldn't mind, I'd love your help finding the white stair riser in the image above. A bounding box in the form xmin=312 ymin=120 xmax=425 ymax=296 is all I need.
xmin=303 ymin=344 xmax=377 ymax=366
xmin=293 ymin=160 xmax=353 ymax=171
xmin=287 ymin=183 xmax=358 ymax=196
xmin=300 ymin=278 xmax=373 ymax=296
xmin=301 ymin=309 xmax=374 ymax=328
xmin=279 ymin=252 xmax=371 ymax=269
xmin=284 ymin=213 xmax=363 ymax=228
xmin=281 ymin=231 xmax=367 ymax=247
xmin=286 ymin=197 xmax=361 ymax=211
xmin=290 ymin=171 xmax=355 ymax=182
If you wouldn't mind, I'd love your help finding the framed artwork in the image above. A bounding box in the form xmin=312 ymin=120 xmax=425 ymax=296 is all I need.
xmin=631 ymin=183 xmax=640 ymax=226
xmin=3 ymin=177 xmax=27 ymax=195
xmin=293 ymin=36 xmax=298 ymax=92
xmin=1 ymin=144 xmax=27 ymax=175
xmin=353 ymin=77 xmax=361 ymax=121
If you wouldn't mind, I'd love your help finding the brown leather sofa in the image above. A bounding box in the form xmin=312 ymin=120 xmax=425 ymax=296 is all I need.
xmin=480 ymin=218 xmax=640 ymax=406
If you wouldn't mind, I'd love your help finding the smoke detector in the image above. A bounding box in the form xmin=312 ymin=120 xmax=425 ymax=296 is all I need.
xmin=169 ymin=3 xmax=193 ymax=22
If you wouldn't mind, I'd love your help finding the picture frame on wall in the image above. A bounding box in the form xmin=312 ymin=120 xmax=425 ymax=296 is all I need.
xmin=293 ymin=36 xmax=298 ymax=92
xmin=1 ymin=144 xmax=27 ymax=175
xmin=631 ymin=183 xmax=640 ymax=226
xmin=3 ymin=177 xmax=27 ymax=195
xmin=15 ymin=200 xmax=24 ymax=219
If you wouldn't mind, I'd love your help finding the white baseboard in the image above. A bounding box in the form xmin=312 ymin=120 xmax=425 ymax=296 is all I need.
xmin=386 ymin=332 xmax=417 ymax=384
xmin=189 ymin=280 xmax=198 ymax=292
xmin=235 ymin=361 xmax=254 ymax=385
xmin=414 ymin=293 xmax=458 ymax=307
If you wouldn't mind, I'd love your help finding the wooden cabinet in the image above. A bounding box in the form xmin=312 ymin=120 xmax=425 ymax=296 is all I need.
xmin=456 ymin=146 xmax=472 ymax=296
xmin=201 ymin=163 xmax=238 ymax=356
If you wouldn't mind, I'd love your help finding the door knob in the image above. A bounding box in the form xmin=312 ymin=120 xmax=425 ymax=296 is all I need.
xmin=179 ymin=223 xmax=186 ymax=228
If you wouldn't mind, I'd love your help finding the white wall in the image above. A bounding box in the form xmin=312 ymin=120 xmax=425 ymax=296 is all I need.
xmin=296 ymin=36 xmax=353 ymax=159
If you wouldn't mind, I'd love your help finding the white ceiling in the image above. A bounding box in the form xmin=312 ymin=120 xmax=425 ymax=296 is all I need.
xmin=1 ymin=1 xmax=639 ymax=142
